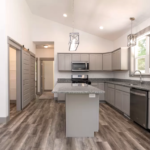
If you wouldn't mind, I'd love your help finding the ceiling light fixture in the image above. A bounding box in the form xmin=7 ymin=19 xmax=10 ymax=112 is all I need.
xmin=69 ymin=0 xmax=79 ymax=51
xmin=63 ymin=14 xmax=67 ymax=17
xmin=99 ymin=26 xmax=104 ymax=30
xmin=44 ymin=45 xmax=48 ymax=48
xmin=127 ymin=17 xmax=136 ymax=47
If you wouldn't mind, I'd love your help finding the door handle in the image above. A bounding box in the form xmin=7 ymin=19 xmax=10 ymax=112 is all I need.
xmin=130 ymin=91 xmax=146 ymax=97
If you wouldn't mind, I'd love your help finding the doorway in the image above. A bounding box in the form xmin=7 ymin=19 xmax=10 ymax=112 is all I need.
xmin=39 ymin=58 xmax=54 ymax=99
xmin=8 ymin=38 xmax=22 ymax=119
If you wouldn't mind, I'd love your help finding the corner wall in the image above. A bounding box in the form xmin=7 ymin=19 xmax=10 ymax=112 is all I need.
xmin=32 ymin=15 xmax=114 ymax=85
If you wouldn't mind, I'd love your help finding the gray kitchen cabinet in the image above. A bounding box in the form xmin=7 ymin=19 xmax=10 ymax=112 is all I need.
xmin=112 ymin=47 xmax=128 ymax=70
xmin=65 ymin=54 xmax=71 ymax=70
xmin=122 ymin=92 xmax=130 ymax=116
xmin=102 ymin=53 xmax=112 ymax=71
xmin=58 ymin=93 xmax=66 ymax=101
xmin=58 ymin=54 xmax=71 ymax=71
xmin=58 ymin=54 xmax=65 ymax=71
xmin=115 ymin=90 xmax=123 ymax=111
xmin=80 ymin=54 xmax=89 ymax=62
xmin=99 ymin=83 xmax=105 ymax=100
xmin=90 ymin=54 xmax=102 ymax=71
xmin=72 ymin=54 xmax=81 ymax=61
xmin=91 ymin=83 xmax=105 ymax=101
xmin=108 ymin=87 xmax=115 ymax=106
xmin=104 ymin=83 xmax=108 ymax=102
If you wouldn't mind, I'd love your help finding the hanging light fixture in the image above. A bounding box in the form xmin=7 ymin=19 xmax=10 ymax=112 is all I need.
xmin=127 ymin=17 xmax=136 ymax=47
xmin=69 ymin=0 xmax=79 ymax=51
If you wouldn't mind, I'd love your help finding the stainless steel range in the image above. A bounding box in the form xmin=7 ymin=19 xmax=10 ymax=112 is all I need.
xmin=71 ymin=75 xmax=91 ymax=85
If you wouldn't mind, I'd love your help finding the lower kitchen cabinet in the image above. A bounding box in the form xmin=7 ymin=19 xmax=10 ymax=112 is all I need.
xmin=58 ymin=93 xmax=66 ymax=101
xmin=122 ymin=92 xmax=130 ymax=116
xmin=115 ymin=90 xmax=123 ymax=111
xmin=91 ymin=83 xmax=105 ymax=101
xmin=108 ymin=87 xmax=115 ymax=106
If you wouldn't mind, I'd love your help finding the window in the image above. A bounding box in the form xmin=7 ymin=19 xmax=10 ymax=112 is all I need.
xmin=132 ymin=33 xmax=150 ymax=75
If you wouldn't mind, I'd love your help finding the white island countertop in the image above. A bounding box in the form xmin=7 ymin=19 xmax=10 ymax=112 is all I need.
xmin=52 ymin=83 xmax=105 ymax=94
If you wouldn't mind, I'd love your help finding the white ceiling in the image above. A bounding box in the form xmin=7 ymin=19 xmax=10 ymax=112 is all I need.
xmin=26 ymin=0 xmax=150 ymax=41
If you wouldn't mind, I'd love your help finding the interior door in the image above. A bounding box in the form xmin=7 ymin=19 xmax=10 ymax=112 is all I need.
xmin=30 ymin=55 xmax=35 ymax=101
xmin=22 ymin=50 xmax=30 ymax=109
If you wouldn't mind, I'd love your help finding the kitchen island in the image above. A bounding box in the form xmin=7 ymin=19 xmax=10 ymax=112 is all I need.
xmin=52 ymin=83 xmax=105 ymax=137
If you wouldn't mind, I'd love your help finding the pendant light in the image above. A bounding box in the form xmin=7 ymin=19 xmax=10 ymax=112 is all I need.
xmin=127 ymin=17 xmax=136 ymax=47
xmin=69 ymin=0 xmax=79 ymax=51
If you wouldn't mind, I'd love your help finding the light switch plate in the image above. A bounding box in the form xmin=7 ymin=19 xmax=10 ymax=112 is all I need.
xmin=89 ymin=94 xmax=96 ymax=98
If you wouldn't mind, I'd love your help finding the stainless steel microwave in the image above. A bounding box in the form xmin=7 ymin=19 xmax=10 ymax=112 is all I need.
xmin=71 ymin=62 xmax=89 ymax=72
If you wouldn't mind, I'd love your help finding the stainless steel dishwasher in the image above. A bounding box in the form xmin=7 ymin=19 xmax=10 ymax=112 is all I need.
xmin=130 ymin=88 xmax=148 ymax=129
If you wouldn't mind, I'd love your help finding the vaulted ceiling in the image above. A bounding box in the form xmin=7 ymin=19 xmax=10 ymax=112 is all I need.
xmin=26 ymin=0 xmax=150 ymax=41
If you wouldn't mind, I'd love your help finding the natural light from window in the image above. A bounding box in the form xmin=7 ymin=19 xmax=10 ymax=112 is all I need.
xmin=132 ymin=33 xmax=150 ymax=75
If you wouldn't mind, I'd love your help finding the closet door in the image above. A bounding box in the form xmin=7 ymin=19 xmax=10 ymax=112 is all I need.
xmin=30 ymin=55 xmax=35 ymax=101
xmin=22 ymin=50 xmax=30 ymax=109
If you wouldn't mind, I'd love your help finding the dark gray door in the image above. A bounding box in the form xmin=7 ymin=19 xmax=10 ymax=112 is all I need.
xmin=30 ymin=55 xmax=35 ymax=101
xmin=22 ymin=50 xmax=30 ymax=109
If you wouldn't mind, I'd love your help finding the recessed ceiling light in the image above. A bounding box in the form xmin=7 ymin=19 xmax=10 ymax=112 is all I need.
xmin=44 ymin=45 xmax=48 ymax=48
xmin=63 ymin=14 xmax=67 ymax=17
xmin=99 ymin=26 xmax=104 ymax=30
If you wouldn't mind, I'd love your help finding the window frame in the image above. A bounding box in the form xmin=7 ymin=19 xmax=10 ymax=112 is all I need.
xmin=129 ymin=33 xmax=150 ymax=77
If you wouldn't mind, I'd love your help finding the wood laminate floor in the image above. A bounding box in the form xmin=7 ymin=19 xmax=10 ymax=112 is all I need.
xmin=0 ymin=99 xmax=150 ymax=150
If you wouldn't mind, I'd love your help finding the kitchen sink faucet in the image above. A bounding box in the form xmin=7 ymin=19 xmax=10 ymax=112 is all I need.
xmin=132 ymin=70 xmax=143 ymax=84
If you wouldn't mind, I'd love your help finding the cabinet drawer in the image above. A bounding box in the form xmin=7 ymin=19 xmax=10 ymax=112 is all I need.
xmin=115 ymin=85 xmax=130 ymax=93
xmin=108 ymin=84 xmax=115 ymax=88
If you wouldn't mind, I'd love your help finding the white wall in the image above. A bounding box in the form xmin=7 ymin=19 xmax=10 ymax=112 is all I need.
xmin=9 ymin=47 xmax=16 ymax=100
xmin=0 ymin=0 xmax=8 ymax=118
xmin=32 ymin=15 xmax=114 ymax=85
xmin=6 ymin=0 xmax=35 ymax=53
xmin=113 ymin=17 xmax=150 ymax=81
xmin=43 ymin=61 xmax=54 ymax=90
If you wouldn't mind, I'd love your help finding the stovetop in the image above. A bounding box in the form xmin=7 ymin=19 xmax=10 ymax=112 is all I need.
xmin=71 ymin=75 xmax=91 ymax=85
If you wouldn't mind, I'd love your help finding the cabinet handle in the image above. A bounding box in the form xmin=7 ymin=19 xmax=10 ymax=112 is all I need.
xmin=130 ymin=91 xmax=146 ymax=97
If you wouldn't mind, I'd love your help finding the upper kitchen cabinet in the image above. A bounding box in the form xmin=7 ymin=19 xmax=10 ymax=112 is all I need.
xmin=72 ymin=54 xmax=81 ymax=61
xmin=80 ymin=54 xmax=89 ymax=62
xmin=58 ymin=54 xmax=71 ymax=71
xmin=102 ymin=53 xmax=112 ymax=71
xmin=112 ymin=47 xmax=128 ymax=70
xmin=89 ymin=54 xmax=102 ymax=71
xmin=72 ymin=54 xmax=89 ymax=62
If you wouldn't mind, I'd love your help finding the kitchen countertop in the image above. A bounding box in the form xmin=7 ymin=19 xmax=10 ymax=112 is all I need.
xmin=105 ymin=81 xmax=150 ymax=91
xmin=52 ymin=83 xmax=105 ymax=94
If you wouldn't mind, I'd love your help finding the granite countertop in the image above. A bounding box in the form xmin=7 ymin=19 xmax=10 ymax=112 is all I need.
xmin=105 ymin=81 xmax=150 ymax=91
xmin=52 ymin=83 xmax=105 ymax=94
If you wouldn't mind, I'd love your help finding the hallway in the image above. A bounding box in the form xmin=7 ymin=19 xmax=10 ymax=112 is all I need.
xmin=0 ymin=99 xmax=150 ymax=150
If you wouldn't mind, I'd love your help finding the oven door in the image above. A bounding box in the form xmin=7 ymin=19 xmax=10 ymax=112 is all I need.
xmin=72 ymin=62 xmax=89 ymax=72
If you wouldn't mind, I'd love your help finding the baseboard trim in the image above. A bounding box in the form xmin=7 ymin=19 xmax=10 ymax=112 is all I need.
xmin=0 ymin=116 xmax=9 ymax=123
xmin=10 ymin=100 xmax=16 ymax=104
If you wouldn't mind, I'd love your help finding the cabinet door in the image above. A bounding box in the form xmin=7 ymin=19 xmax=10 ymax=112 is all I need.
xmin=58 ymin=93 xmax=66 ymax=101
xmin=96 ymin=54 xmax=102 ymax=70
xmin=122 ymin=92 xmax=130 ymax=116
xmin=108 ymin=88 xmax=115 ymax=106
xmin=65 ymin=54 xmax=71 ymax=71
xmin=115 ymin=90 xmax=123 ymax=111
xmin=112 ymin=50 xmax=121 ymax=70
xmin=90 ymin=54 xmax=102 ymax=71
xmin=58 ymin=54 xmax=65 ymax=71
xmin=99 ymin=83 xmax=105 ymax=100
xmin=103 ymin=53 xmax=112 ymax=70
xmin=104 ymin=83 xmax=108 ymax=102
xmin=72 ymin=54 xmax=81 ymax=61
xmin=81 ymin=54 xmax=89 ymax=62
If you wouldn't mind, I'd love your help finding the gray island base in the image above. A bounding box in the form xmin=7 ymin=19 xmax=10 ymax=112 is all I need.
xmin=53 ymin=83 xmax=105 ymax=137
